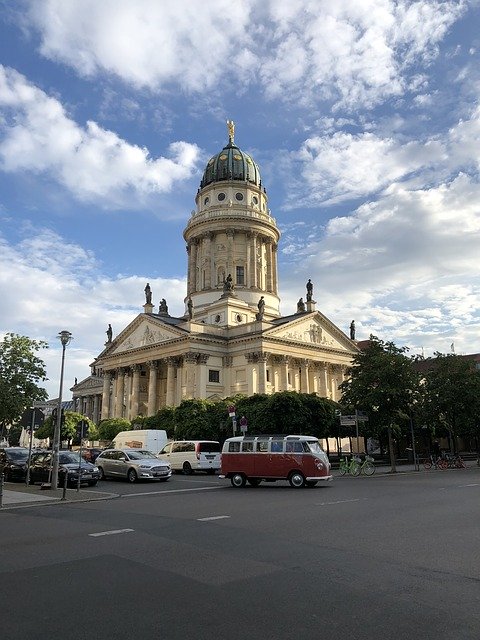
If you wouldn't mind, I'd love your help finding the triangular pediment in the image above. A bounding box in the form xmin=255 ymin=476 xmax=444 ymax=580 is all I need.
xmin=110 ymin=316 xmax=186 ymax=354
xmin=72 ymin=376 xmax=103 ymax=391
xmin=266 ymin=312 xmax=356 ymax=352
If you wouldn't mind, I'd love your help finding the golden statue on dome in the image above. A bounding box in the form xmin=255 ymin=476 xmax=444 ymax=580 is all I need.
xmin=226 ymin=119 xmax=235 ymax=144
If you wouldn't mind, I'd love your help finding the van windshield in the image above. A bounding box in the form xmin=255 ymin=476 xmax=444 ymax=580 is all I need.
xmin=306 ymin=441 xmax=323 ymax=454
xmin=126 ymin=450 xmax=156 ymax=459
xmin=198 ymin=442 xmax=221 ymax=453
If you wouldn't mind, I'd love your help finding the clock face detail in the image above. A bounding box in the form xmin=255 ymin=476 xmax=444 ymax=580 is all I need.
xmin=218 ymin=192 xmax=226 ymax=201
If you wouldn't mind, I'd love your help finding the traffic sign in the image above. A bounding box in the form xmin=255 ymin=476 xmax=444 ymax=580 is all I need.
xmin=228 ymin=405 xmax=236 ymax=418
xmin=239 ymin=416 xmax=248 ymax=433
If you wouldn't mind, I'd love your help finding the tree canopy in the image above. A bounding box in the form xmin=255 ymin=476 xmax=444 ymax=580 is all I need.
xmin=0 ymin=333 xmax=48 ymax=436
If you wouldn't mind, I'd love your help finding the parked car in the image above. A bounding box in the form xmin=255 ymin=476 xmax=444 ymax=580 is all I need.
xmin=95 ymin=449 xmax=172 ymax=483
xmin=0 ymin=447 xmax=29 ymax=482
xmin=81 ymin=447 xmax=103 ymax=463
xmin=158 ymin=440 xmax=221 ymax=474
xmin=28 ymin=450 xmax=100 ymax=487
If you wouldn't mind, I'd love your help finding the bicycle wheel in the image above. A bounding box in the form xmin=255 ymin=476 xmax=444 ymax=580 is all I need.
xmin=362 ymin=461 xmax=375 ymax=476
xmin=455 ymin=457 xmax=466 ymax=469
xmin=339 ymin=464 xmax=347 ymax=476
xmin=350 ymin=462 xmax=360 ymax=477
xmin=437 ymin=459 xmax=448 ymax=470
xmin=423 ymin=458 xmax=432 ymax=470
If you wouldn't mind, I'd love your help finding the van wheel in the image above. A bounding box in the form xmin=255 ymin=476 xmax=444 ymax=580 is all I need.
xmin=97 ymin=466 xmax=105 ymax=480
xmin=182 ymin=462 xmax=193 ymax=475
xmin=231 ymin=473 xmax=246 ymax=488
xmin=127 ymin=469 xmax=138 ymax=483
xmin=288 ymin=471 xmax=306 ymax=488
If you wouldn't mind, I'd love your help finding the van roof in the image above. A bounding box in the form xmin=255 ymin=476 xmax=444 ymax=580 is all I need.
xmin=225 ymin=435 xmax=317 ymax=442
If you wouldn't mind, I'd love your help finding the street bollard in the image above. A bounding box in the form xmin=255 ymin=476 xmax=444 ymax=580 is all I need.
xmin=61 ymin=470 xmax=68 ymax=500
xmin=0 ymin=472 xmax=3 ymax=508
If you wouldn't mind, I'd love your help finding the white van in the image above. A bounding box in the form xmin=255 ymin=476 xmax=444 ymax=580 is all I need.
xmin=113 ymin=430 xmax=168 ymax=455
xmin=158 ymin=440 xmax=221 ymax=474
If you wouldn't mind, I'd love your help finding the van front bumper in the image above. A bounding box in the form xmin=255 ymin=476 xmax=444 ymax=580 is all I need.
xmin=307 ymin=475 xmax=333 ymax=482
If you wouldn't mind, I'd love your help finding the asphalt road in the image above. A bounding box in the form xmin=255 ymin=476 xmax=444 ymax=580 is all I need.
xmin=1 ymin=469 xmax=479 ymax=640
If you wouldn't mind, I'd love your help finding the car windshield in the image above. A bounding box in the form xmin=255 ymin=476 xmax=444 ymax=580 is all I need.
xmin=306 ymin=440 xmax=323 ymax=454
xmin=7 ymin=449 xmax=29 ymax=461
xmin=59 ymin=452 xmax=83 ymax=464
xmin=126 ymin=450 xmax=156 ymax=460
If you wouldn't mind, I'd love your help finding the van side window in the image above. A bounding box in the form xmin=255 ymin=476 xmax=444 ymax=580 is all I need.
xmin=228 ymin=442 xmax=241 ymax=452
xmin=186 ymin=442 xmax=195 ymax=452
xmin=294 ymin=442 xmax=304 ymax=453
xmin=270 ymin=441 xmax=283 ymax=453
xmin=256 ymin=441 xmax=269 ymax=452
xmin=241 ymin=441 xmax=253 ymax=452
xmin=285 ymin=442 xmax=294 ymax=453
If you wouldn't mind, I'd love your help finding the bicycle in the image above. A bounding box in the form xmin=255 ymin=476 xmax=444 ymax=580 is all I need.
xmin=339 ymin=455 xmax=360 ymax=476
xmin=358 ymin=454 xmax=376 ymax=476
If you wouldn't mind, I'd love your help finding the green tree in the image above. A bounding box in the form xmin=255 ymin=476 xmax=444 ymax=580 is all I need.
xmin=143 ymin=407 xmax=176 ymax=437
xmin=174 ymin=399 xmax=220 ymax=440
xmin=97 ymin=417 xmax=131 ymax=442
xmin=0 ymin=333 xmax=48 ymax=437
xmin=339 ymin=335 xmax=421 ymax=471
xmin=421 ymin=353 xmax=480 ymax=453
xmin=35 ymin=411 xmax=98 ymax=445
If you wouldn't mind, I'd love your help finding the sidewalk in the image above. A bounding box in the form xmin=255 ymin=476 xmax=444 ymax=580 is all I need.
xmin=0 ymin=482 xmax=119 ymax=509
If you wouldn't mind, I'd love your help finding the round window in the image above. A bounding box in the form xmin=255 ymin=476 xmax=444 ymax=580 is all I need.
xmin=218 ymin=193 xmax=226 ymax=201
xmin=235 ymin=192 xmax=244 ymax=201
xmin=252 ymin=196 xmax=258 ymax=205
xmin=204 ymin=197 xmax=209 ymax=205
xmin=215 ymin=314 xmax=221 ymax=323
xmin=236 ymin=314 xmax=242 ymax=323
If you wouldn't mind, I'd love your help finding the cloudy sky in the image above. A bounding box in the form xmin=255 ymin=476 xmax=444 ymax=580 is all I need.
xmin=1 ymin=0 xmax=479 ymax=399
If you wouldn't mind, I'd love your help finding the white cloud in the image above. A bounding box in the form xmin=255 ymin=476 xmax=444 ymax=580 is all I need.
xmin=22 ymin=0 xmax=466 ymax=110
xmin=0 ymin=65 xmax=201 ymax=207
xmin=0 ymin=227 xmax=188 ymax=397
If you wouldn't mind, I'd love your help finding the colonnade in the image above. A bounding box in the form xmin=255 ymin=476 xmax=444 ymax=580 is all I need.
xmin=186 ymin=230 xmax=278 ymax=295
xmin=74 ymin=352 xmax=348 ymax=423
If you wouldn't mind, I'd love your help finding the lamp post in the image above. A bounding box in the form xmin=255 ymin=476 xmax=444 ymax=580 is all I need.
xmin=51 ymin=330 xmax=73 ymax=489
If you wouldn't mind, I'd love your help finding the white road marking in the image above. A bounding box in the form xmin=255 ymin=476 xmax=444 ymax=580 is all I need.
xmin=197 ymin=515 xmax=231 ymax=521
xmin=458 ymin=483 xmax=479 ymax=487
xmin=316 ymin=498 xmax=364 ymax=506
xmin=89 ymin=528 xmax=134 ymax=537
xmin=122 ymin=486 xmax=223 ymax=498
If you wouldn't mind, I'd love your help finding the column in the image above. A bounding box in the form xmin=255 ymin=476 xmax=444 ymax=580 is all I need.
xmin=223 ymin=356 xmax=233 ymax=397
xmin=197 ymin=353 xmax=209 ymax=398
xmin=318 ymin=363 xmax=328 ymax=398
xmin=272 ymin=243 xmax=278 ymax=295
xmin=246 ymin=233 xmax=251 ymax=288
xmin=93 ymin=394 xmax=100 ymax=425
xmin=266 ymin=239 xmax=273 ymax=292
xmin=250 ymin=233 xmax=258 ymax=288
xmin=245 ymin=353 xmax=257 ymax=395
xmin=184 ymin=352 xmax=197 ymax=399
xmin=114 ymin=368 xmax=125 ymax=418
xmin=309 ymin=363 xmax=319 ymax=395
xmin=226 ymin=229 xmax=234 ymax=277
xmin=257 ymin=352 xmax=268 ymax=394
xmin=130 ymin=364 xmax=141 ymax=419
xmin=147 ymin=361 xmax=158 ymax=416
xmin=101 ymin=372 xmax=112 ymax=420
xmin=299 ymin=359 xmax=310 ymax=393
xmin=165 ymin=358 xmax=176 ymax=407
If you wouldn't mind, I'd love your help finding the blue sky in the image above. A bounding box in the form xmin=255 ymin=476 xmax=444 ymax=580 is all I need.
xmin=1 ymin=0 xmax=480 ymax=399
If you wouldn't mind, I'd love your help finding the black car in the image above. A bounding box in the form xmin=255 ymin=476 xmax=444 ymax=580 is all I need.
xmin=29 ymin=450 xmax=100 ymax=487
xmin=0 ymin=447 xmax=29 ymax=482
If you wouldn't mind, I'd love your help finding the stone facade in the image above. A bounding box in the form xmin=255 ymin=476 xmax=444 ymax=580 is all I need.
xmin=72 ymin=124 xmax=359 ymax=422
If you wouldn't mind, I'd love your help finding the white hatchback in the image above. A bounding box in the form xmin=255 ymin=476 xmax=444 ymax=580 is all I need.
xmin=158 ymin=440 xmax=221 ymax=475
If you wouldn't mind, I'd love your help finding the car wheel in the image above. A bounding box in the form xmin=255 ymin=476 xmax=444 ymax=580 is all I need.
xmin=288 ymin=471 xmax=306 ymax=488
xmin=127 ymin=468 xmax=138 ymax=483
xmin=230 ymin=473 xmax=246 ymax=488
xmin=97 ymin=466 xmax=105 ymax=480
xmin=182 ymin=462 xmax=193 ymax=475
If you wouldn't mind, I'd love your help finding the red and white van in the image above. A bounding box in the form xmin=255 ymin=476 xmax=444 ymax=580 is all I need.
xmin=220 ymin=434 xmax=332 ymax=488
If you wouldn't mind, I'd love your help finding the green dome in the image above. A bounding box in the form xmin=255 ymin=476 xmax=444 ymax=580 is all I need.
xmin=200 ymin=141 xmax=262 ymax=188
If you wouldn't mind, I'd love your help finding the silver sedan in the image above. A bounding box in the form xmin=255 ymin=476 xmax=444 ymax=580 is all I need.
xmin=95 ymin=448 xmax=172 ymax=483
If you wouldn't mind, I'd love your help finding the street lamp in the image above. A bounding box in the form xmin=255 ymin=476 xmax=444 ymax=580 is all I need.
xmin=51 ymin=330 xmax=73 ymax=489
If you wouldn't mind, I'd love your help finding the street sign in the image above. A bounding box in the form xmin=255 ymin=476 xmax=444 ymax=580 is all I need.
xmin=228 ymin=405 xmax=236 ymax=418
xmin=340 ymin=415 xmax=356 ymax=426
xmin=239 ymin=416 xmax=248 ymax=433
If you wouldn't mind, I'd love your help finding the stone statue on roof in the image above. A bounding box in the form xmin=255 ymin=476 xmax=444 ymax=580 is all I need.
xmin=144 ymin=283 xmax=152 ymax=304
xmin=226 ymin=119 xmax=235 ymax=144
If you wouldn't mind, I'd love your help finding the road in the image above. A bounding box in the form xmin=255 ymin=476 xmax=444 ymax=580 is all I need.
xmin=1 ymin=469 xmax=479 ymax=640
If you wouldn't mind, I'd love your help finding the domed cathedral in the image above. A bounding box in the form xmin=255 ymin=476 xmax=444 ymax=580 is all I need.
xmin=72 ymin=122 xmax=359 ymax=423
xmin=184 ymin=119 xmax=281 ymax=323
